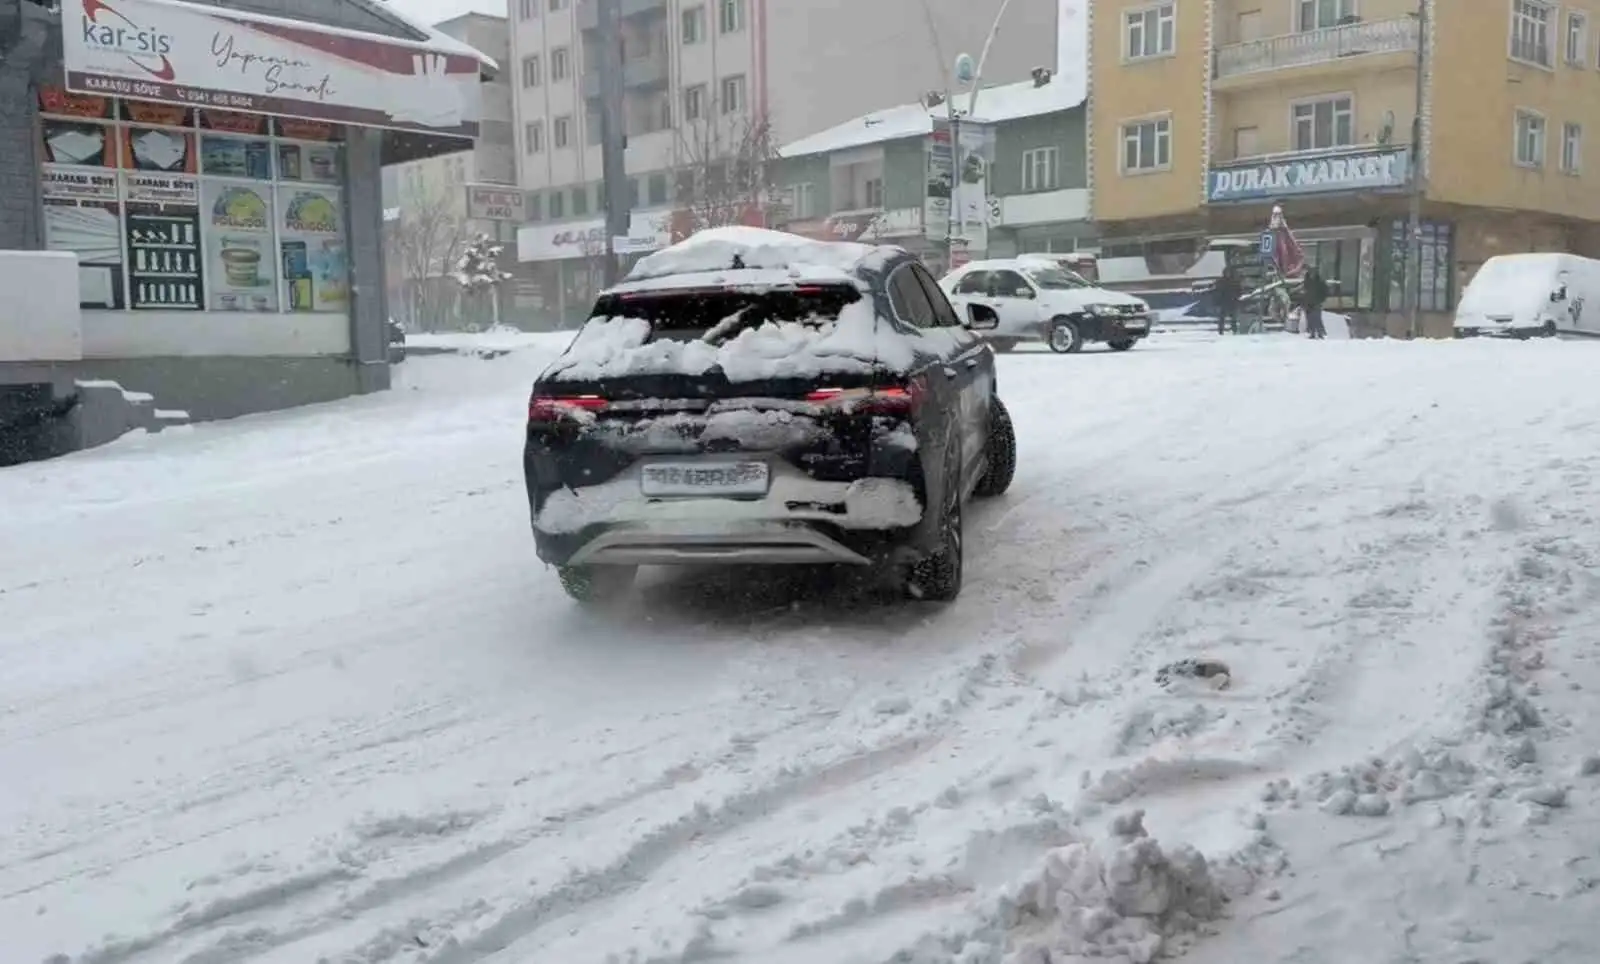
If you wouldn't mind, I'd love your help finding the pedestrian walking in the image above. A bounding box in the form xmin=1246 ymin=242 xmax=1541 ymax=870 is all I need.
xmin=1215 ymin=263 xmax=1241 ymax=336
xmin=1300 ymin=266 xmax=1329 ymax=340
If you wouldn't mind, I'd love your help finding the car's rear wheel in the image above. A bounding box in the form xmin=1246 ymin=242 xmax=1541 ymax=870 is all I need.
xmin=907 ymin=495 xmax=963 ymax=602
xmin=1048 ymin=317 xmax=1083 ymax=354
xmin=1108 ymin=338 xmax=1137 ymax=352
xmin=973 ymin=397 xmax=1016 ymax=498
xmin=557 ymin=564 xmax=638 ymax=604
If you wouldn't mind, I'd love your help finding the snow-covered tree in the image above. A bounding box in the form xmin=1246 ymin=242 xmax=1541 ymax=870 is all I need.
xmin=452 ymin=233 xmax=513 ymax=329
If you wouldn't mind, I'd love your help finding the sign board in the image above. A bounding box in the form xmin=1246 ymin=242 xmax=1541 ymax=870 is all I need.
xmin=61 ymin=0 xmax=483 ymax=135
xmin=466 ymin=184 xmax=526 ymax=222
xmin=1259 ymin=231 xmax=1274 ymax=256
xmin=1208 ymin=147 xmax=1411 ymax=203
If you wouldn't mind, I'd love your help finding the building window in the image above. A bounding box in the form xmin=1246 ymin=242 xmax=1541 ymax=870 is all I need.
xmin=549 ymin=0 xmax=567 ymax=10
xmin=549 ymin=189 xmax=565 ymax=219
xmin=551 ymin=46 xmax=571 ymax=82
xmin=554 ymin=115 xmax=572 ymax=148
xmin=526 ymin=120 xmax=544 ymax=153
xmin=1566 ymin=11 xmax=1588 ymax=64
xmin=791 ymin=182 xmax=816 ymax=219
xmin=864 ymin=176 xmax=884 ymax=209
xmin=572 ymin=185 xmax=589 ymax=215
xmin=1296 ymin=0 xmax=1355 ymax=32
xmin=1389 ymin=220 xmax=1454 ymax=312
xmin=521 ymin=54 xmax=541 ymax=88
xmin=1021 ymin=146 xmax=1059 ymax=192
xmin=1562 ymin=121 xmax=1582 ymax=172
xmin=720 ymin=0 xmax=745 ymax=34
xmin=1124 ymin=3 xmax=1175 ymax=60
xmin=1121 ymin=116 xmax=1171 ymax=172
xmin=518 ymin=0 xmax=537 ymax=20
xmin=683 ymin=84 xmax=707 ymax=122
xmin=1291 ymin=94 xmax=1354 ymax=151
xmin=648 ymin=172 xmax=669 ymax=204
xmin=1515 ymin=109 xmax=1546 ymax=166
xmin=720 ymin=74 xmax=746 ymax=114
xmin=682 ymin=6 xmax=705 ymax=43
xmin=1511 ymin=0 xmax=1554 ymax=67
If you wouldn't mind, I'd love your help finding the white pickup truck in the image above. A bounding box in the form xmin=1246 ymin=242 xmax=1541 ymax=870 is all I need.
xmin=940 ymin=257 xmax=1152 ymax=353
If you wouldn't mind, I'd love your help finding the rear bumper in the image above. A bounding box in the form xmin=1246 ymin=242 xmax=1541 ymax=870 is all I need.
xmin=528 ymin=457 xmax=925 ymax=567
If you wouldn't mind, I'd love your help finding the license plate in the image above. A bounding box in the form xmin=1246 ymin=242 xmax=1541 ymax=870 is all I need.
xmin=1123 ymin=320 xmax=1148 ymax=329
xmin=640 ymin=461 xmax=770 ymax=497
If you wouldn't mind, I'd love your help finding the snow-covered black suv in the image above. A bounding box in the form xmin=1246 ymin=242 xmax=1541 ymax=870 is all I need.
xmin=523 ymin=227 xmax=1018 ymax=605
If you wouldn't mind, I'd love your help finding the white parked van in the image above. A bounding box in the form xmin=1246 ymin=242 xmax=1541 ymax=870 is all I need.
xmin=1454 ymin=253 xmax=1600 ymax=339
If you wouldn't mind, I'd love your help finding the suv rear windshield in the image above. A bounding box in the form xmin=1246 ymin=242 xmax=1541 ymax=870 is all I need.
xmin=590 ymin=284 xmax=862 ymax=345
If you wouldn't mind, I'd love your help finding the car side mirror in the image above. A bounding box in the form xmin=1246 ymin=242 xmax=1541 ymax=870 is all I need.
xmin=965 ymin=303 xmax=1000 ymax=330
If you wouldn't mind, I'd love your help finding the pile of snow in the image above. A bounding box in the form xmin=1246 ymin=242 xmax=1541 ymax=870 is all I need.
xmin=406 ymin=325 xmax=573 ymax=354
xmin=620 ymin=226 xmax=882 ymax=285
xmin=541 ymin=298 xmax=914 ymax=382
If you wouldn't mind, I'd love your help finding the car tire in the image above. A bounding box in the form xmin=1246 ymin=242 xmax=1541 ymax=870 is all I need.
xmin=1047 ymin=317 xmax=1083 ymax=354
xmin=973 ymin=397 xmax=1016 ymax=498
xmin=557 ymin=564 xmax=638 ymax=604
xmin=907 ymin=492 xmax=963 ymax=602
xmin=1108 ymin=338 xmax=1137 ymax=352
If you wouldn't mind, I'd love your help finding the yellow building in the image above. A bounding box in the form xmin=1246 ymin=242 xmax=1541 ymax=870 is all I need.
xmin=1089 ymin=0 xmax=1600 ymax=335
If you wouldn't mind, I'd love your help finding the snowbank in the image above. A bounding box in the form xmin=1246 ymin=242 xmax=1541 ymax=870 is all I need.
xmin=407 ymin=326 xmax=574 ymax=354
xmin=542 ymin=297 xmax=916 ymax=382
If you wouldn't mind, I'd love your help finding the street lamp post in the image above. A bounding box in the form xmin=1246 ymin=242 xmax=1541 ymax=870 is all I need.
xmin=1405 ymin=0 xmax=1429 ymax=339
xmin=941 ymin=0 xmax=1018 ymax=269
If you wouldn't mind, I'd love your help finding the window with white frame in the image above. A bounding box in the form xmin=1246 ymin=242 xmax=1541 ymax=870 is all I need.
xmin=1515 ymin=109 xmax=1546 ymax=166
xmin=683 ymin=83 xmax=707 ymax=121
xmin=548 ymin=0 xmax=567 ymax=10
xmin=720 ymin=0 xmax=745 ymax=34
xmin=1562 ymin=121 xmax=1582 ymax=172
xmin=682 ymin=5 xmax=705 ymax=43
xmin=518 ymin=0 xmax=536 ymax=20
xmin=791 ymin=182 xmax=816 ymax=219
xmin=1121 ymin=117 xmax=1171 ymax=172
xmin=1566 ymin=11 xmax=1588 ymax=64
xmin=1022 ymin=146 xmax=1059 ymax=192
xmin=553 ymin=115 xmax=571 ymax=148
xmin=720 ymin=74 xmax=746 ymax=113
xmin=521 ymin=54 xmax=541 ymax=87
xmin=551 ymin=46 xmax=570 ymax=82
xmin=1511 ymin=0 xmax=1555 ymax=67
xmin=1296 ymin=0 xmax=1355 ymax=32
xmin=526 ymin=120 xmax=544 ymax=154
xmin=1291 ymin=95 xmax=1354 ymax=151
xmin=1124 ymin=3 xmax=1175 ymax=59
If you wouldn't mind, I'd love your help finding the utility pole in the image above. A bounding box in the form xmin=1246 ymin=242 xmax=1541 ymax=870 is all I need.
xmin=1405 ymin=0 xmax=1428 ymax=339
xmin=595 ymin=0 xmax=629 ymax=287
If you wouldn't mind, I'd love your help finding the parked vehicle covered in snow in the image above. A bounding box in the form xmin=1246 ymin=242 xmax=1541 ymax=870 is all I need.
xmin=1454 ymin=253 xmax=1600 ymax=339
xmin=523 ymin=227 xmax=1018 ymax=605
xmin=939 ymin=257 xmax=1152 ymax=353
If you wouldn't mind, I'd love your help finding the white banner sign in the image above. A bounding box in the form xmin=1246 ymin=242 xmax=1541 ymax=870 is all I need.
xmin=466 ymin=184 xmax=526 ymax=222
xmin=122 ymin=172 xmax=199 ymax=206
xmin=62 ymin=0 xmax=484 ymax=135
xmin=42 ymin=165 xmax=119 ymax=203
xmin=518 ymin=211 xmax=674 ymax=262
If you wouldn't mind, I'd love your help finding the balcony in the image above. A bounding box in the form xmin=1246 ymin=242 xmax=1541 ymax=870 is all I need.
xmin=583 ymin=47 xmax=669 ymax=96
xmin=576 ymin=0 xmax=667 ymax=32
xmin=1214 ymin=17 xmax=1419 ymax=86
xmin=1206 ymin=144 xmax=1413 ymax=204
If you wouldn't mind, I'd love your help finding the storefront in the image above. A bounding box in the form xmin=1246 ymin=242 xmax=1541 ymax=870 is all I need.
xmin=515 ymin=211 xmax=675 ymax=329
xmin=4 ymin=0 xmax=488 ymax=419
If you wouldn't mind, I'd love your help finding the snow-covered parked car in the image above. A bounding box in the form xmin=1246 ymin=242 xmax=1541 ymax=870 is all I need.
xmin=523 ymin=227 xmax=1018 ymax=605
xmin=940 ymin=257 xmax=1152 ymax=353
xmin=1454 ymin=252 xmax=1600 ymax=339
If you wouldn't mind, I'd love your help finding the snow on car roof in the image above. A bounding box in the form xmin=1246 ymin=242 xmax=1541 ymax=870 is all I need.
xmin=778 ymin=75 xmax=1087 ymax=159
xmin=615 ymin=227 xmax=890 ymax=292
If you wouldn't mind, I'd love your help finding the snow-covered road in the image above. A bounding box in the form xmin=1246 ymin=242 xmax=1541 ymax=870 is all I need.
xmin=6 ymin=333 xmax=1600 ymax=964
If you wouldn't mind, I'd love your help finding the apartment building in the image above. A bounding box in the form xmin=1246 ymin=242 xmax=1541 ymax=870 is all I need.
xmin=508 ymin=0 xmax=1058 ymax=326
xmin=1090 ymin=0 xmax=1600 ymax=336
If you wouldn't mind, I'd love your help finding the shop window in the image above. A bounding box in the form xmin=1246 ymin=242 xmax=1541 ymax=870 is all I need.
xmin=648 ymin=173 xmax=668 ymax=205
xmin=1388 ymin=220 xmax=1454 ymax=313
xmin=36 ymin=86 xmax=350 ymax=315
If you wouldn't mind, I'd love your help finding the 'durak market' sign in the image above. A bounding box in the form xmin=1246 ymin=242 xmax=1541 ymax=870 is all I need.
xmin=62 ymin=0 xmax=484 ymax=135
xmin=1207 ymin=147 xmax=1411 ymax=204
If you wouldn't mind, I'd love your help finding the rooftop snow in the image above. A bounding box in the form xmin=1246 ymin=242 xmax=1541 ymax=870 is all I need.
xmin=619 ymin=227 xmax=885 ymax=286
xmin=778 ymin=75 xmax=1087 ymax=159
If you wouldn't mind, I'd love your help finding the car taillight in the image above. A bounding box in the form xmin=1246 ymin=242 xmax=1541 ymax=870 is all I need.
xmin=528 ymin=393 xmax=608 ymax=422
xmin=803 ymin=385 xmax=918 ymax=416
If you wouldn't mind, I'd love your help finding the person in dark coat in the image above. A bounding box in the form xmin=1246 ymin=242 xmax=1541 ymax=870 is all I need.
xmin=1215 ymin=263 xmax=1241 ymax=335
xmin=1300 ymin=266 xmax=1329 ymax=339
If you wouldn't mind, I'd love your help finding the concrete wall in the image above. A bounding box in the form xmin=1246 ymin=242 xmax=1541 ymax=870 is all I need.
xmin=0 ymin=251 xmax=80 ymax=362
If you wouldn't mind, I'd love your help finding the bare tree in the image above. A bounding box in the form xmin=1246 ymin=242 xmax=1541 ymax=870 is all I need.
xmin=385 ymin=181 xmax=470 ymax=332
xmin=670 ymin=107 xmax=782 ymax=237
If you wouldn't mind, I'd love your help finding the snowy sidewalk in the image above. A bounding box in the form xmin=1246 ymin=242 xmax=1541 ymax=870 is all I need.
xmin=3 ymin=334 xmax=1600 ymax=963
